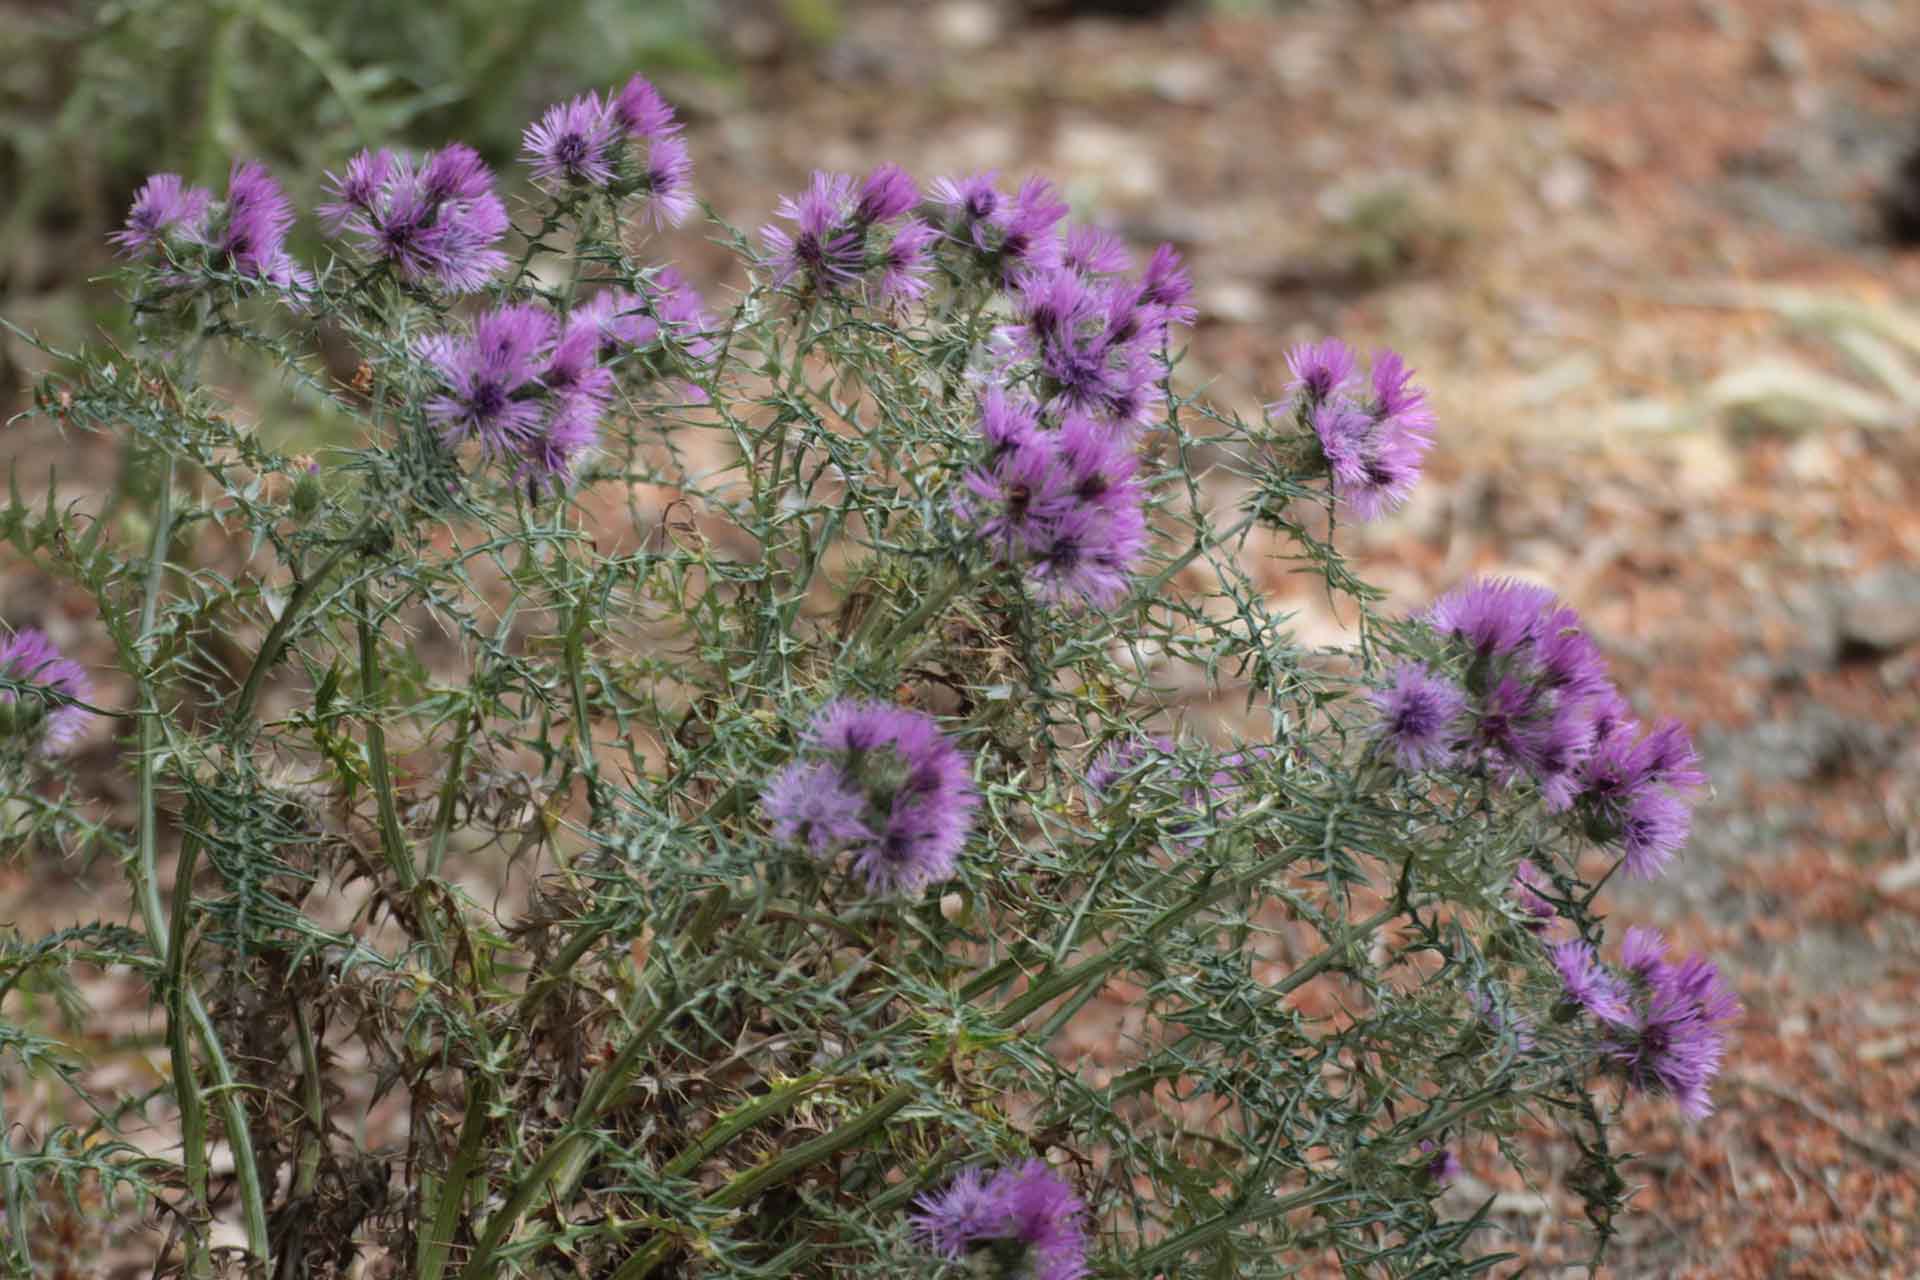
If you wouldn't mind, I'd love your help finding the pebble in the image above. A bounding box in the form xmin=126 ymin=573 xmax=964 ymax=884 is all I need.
xmin=1834 ymin=567 xmax=1920 ymax=655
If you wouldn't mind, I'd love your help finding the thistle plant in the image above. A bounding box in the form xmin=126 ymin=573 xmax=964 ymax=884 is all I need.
xmin=0 ymin=71 xmax=1737 ymax=1278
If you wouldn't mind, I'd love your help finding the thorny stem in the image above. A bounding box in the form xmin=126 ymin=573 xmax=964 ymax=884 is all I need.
xmin=227 ymin=514 xmax=377 ymax=731
xmin=125 ymin=328 xmax=273 ymax=1270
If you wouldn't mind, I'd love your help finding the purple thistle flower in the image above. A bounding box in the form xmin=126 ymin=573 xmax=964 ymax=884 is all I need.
xmin=111 ymin=173 xmax=213 ymax=255
xmin=854 ymin=162 xmax=919 ymax=225
xmin=958 ymin=430 xmax=1073 ymax=561
xmin=1311 ymin=400 xmax=1374 ymax=493
xmin=759 ymin=759 xmax=873 ymax=853
xmin=958 ymin=399 xmax=1149 ymax=609
xmin=1620 ymin=925 xmax=1668 ymax=982
xmin=422 ymin=143 xmax=493 ymax=204
xmin=1640 ymin=719 xmax=1707 ymax=791
xmin=1601 ymin=930 xmax=1741 ymax=1119
xmin=517 ymin=317 xmax=613 ymax=486
xmin=646 ymin=267 xmax=720 ymax=366
xmin=930 ymin=170 xmax=1004 ymax=239
xmin=0 ymin=630 xmax=93 ymax=756
xmin=910 ymin=1167 xmax=1003 ymax=1260
xmin=1468 ymin=984 xmax=1538 ymax=1052
xmin=1419 ymin=1141 xmax=1461 ymax=1186
xmin=420 ymin=304 xmax=557 ymax=454
xmin=523 ymin=92 xmax=620 ymax=189
xmin=1028 ymin=498 xmax=1146 ymax=610
xmin=995 ymin=176 xmax=1069 ymax=275
xmin=976 ymin=386 xmax=1043 ymax=456
xmin=317 ymin=149 xmax=394 ymax=231
xmin=1513 ymin=697 xmax=1596 ymax=812
xmin=321 ymin=145 xmax=509 ymax=293
xmin=1053 ymin=412 xmax=1141 ymax=513
xmin=1618 ymin=787 xmax=1691 ymax=879
xmin=1282 ymin=338 xmax=1358 ymax=407
xmin=1578 ymin=715 xmax=1703 ymax=878
xmin=1427 ymin=577 xmax=1557 ymax=659
xmin=1337 ymin=423 xmax=1430 ymax=522
xmin=1012 ymin=268 xmax=1100 ymax=349
xmin=612 ymin=73 xmax=682 ymax=140
xmin=1550 ymin=940 xmax=1634 ymax=1026
xmin=635 ymin=135 xmax=696 ymax=231
xmin=875 ymin=219 xmax=939 ymax=303
xmin=1062 ymin=225 xmax=1132 ymax=278
xmin=1139 ymin=243 xmax=1197 ymax=331
xmin=1510 ymin=860 xmax=1557 ymax=933
xmin=545 ymin=315 xmax=617 ymax=409
xmin=1085 ymin=734 xmax=1177 ymax=801
xmin=576 ymin=288 xmax=661 ymax=356
xmin=913 ymin=1161 xmax=1089 ymax=1280
xmin=764 ymin=700 xmax=977 ymax=895
xmin=1281 ymin=345 xmax=1431 ymax=518
xmin=761 ymin=171 xmax=864 ymax=291
xmin=1368 ymin=347 xmax=1436 ymax=438
xmin=1369 ymin=663 xmax=1465 ymax=771
xmin=220 ymin=161 xmax=311 ymax=292
xmin=518 ymin=397 xmax=601 ymax=489
xmin=1533 ymin=604 xmax=1612 ymax=703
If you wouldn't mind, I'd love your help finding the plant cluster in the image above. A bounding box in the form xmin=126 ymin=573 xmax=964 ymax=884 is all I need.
xmin=0 ymin=68 xmax=1736 ymax=1279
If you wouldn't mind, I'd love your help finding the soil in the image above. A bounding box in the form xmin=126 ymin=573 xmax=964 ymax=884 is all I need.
xmin=5 ymin=1 xmax=1920 ymax=1275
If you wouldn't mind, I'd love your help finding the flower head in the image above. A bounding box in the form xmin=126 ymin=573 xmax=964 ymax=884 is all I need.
xmin=913 ymin=1160 xmax=1089 ymax=1280
xmin=956 ymin=399 xmax=1148 ymax=609
xmin=111 ymin=174 xmax=213 ymax=256
xmin=321 ymin=144 xmax=509 ymax=293
xmin=1275 ymin=343 xmax=1431 ymax=519
xmin=1063 ymin=225 xmax=1132 ymax=278
xmin=420 ymin=304 xmax=558 ymax=454
xmin=854 ymin=163 xmax=919 ymax=224
xmin=1282 ymin=338 xmax=1357 ymax=407
xmin=523 ymin=92 xmax=620 ymax=189
xmin=1599 ymin=929 xmax=1741 ymax=1118
xmin=636 ymin=135 xmax=697 ymax=230
xmin=1510 ymin=860 xmax=1557 ymax=933
xmin=875 ymin=219 xmax=939 ymax=303
xmin=1550 ymin=940 xmax=1633 ymax=1026
xmin=1085 ymin=734 xmax=1177 ymax=801
xmin=1419 ymin=1141 xmax=1461 ymax=1186
xmin=1427 ymin=578 xmax=1556 ymax=660
xmin=0 ymin=630 xmax=92 ymax=756
xmin=612 ymin=73 xmax=682 ymax=140
xmin=761 ymin=700 xmax=976 ymax=895
xmin=1139 ymin=243 xmax=1196 ymax=331
xmin=761 ymin=171 xmax=864 ymax=290
xmin=219 ymin=161 xmax=311 ymax=291
xmin=1578 ymin=716 xmax=1705 ymax=878
xmin=1369 ymin=663 xmax=1465 ymax=770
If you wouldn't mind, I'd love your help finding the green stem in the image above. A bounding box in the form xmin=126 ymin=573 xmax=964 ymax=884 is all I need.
xmin=227 ymin=523 xmax=371 ymax=731
xmin=1130 ymin=1183 xmax=1352 ymax=1270
xmin=607 ymin=1082 xmax=920 ymax=1280
xmin=418 ymin=1079 xmax=493 ymax=1280
xmin=129 ymin=472 xmax=273 ymax=1265
xmin=355 ymin=587 xmax=414 ymax=889
xmin=1139 ymin=509 xmax=1260 ymax=599
xmin=167 ymin=820 xmax=211 ymax=1279
xmin=992 ymin=845 xmax=1315 ymax=1028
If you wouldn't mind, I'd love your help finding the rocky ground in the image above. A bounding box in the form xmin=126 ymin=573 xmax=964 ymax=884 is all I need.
xmin=5 ymin=0 xmax=1920 ymax=1275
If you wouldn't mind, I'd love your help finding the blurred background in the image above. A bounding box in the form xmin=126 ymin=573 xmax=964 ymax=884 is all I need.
xmin=4 ymin=0 xmax=1919 ymax=1273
